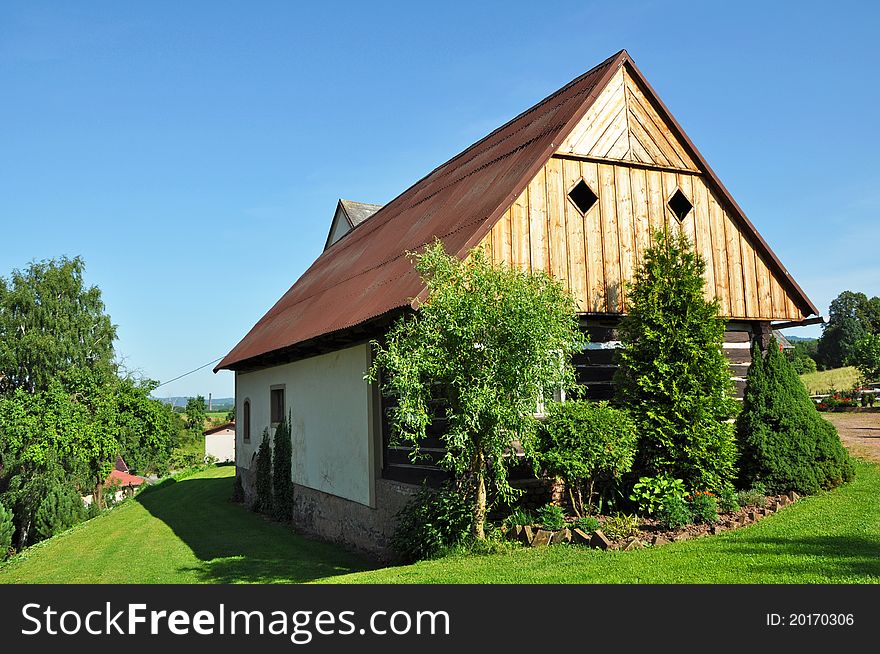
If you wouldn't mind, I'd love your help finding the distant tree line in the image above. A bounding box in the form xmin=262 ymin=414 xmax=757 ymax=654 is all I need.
xmin=816 ymin=291 xmax=880 ymax=381
xmin=0 ymin=257 xmax=185 ymax=555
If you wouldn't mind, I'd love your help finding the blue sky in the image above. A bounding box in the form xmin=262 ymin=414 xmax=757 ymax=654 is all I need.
xmin=1 ymin=1 xmax=877 ymax=399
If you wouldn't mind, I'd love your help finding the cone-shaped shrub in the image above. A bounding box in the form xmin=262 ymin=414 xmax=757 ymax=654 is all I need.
xmin=272 ymin=413 xmax=294 ymax=521
xmin=615 ymin=230 xmax=739 ymax=492
xmin=0 ymin=503 xmax=13 ymax=558
xmin=737 ymin=338 xmax=855 ymax=494
xmin=254 ymin=429 xmax=273 ymax=514
xmin=34 ymin=479 xmax=85 ymax=540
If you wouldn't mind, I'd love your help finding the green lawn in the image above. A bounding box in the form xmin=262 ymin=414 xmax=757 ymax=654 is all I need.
xmin=3 ymin=461 xmax=879 ymax=584
xmin=800 ymin=366 xmax=861 ymax=395
xmin=0 ymin=466 xmax=371 ymax=584
xmin=327 ymin=459 xmax=880 ymax=584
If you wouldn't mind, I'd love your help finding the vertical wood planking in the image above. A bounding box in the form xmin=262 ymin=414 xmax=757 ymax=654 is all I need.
xmin=581 ymin=161 xmax=606 ymax=312
xmin=678 ymin=174 xmax=697 ymax=246
xmin=690 ymin=176 xmax=715 ymax=300
xmin=545 ymin=158 xmax=569 ymax=290
xmin=598 ymin=163 xmax=621 ymax=312
xmin=755 ymin=252 xmax=773 ymax=318
xmin=739 ymin=233 xmax=760 ymax=318
xmin=770 ymin=276 xmax=786 ymax=321
xmin=631 ymin=167 xmax=651 ymax=264
xmin=724 ymin=212 xmax=746 ymax=317
xmin=645 ymin=169 xmax=665 ymax=237
xmin=528 ymin=166 xmax=549 ymax=273
xmin=615 ymin=165 xmax=636 ymax=310
xmin=708 ymin=193 xmax=730 ymax=315
xmin=512 ymin=190 xmax=530 ymax=271
xmin=563 ymin=158 xmax=588 ymax=309
xmin=661 ymin=171 xmax=679 ymax=234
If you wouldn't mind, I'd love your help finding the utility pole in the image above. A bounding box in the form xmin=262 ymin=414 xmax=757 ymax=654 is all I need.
xmin=208 ymin=392 xmax=212 ymax=412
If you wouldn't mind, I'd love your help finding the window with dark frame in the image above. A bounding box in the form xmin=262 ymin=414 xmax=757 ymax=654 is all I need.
xmin=242 ymin=400 xmax=251 ymax=442
xmin=668 ymin=188 xmax=693 ymax=222
xmin=567 ymin=178 xmax=599 ymax=215
xmin=270 ymin=387 xmax=285 ymax=425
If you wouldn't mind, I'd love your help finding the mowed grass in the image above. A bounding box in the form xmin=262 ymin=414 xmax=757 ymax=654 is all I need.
xmin=325 ymin=460 xmax=880 ymax=584
xmin=3 ymin=460 xmax=879 ymax=585
xmin=800 ymin=366 xmax=861 ymax=394
xmin=0 ymin=466 xmax=371 ymax=584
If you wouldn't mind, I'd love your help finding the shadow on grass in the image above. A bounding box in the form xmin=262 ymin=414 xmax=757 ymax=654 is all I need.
xmin=728 ymin=535 xmax=880 ymax=581
xmin=137 ymin=475 xmax=375 ymax=583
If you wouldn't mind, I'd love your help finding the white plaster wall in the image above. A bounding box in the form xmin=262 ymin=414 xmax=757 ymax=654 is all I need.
xmin=205 ymin=430 xmax=235 ymax=463
xmin=235 ymin=343 xmax=374 ymax=506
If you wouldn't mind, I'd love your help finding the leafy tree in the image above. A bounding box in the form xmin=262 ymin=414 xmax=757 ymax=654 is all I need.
xmin=0 ymin=503 xmax=13 ymax=559
xmin=226 ymin=406 xmax=236 ymax=422
xmin=184 ymin=395 xmax=207 ymax=434
xmin=113 ymin=376 xmax=178 ymax=475
xmin=368 ymin=241 xmax=585 ymax=539
xmin=852 ymin=334 xmax=880 ymax=383
xmin=817 ymin=291 xmax=871 ymax=368
xmin=0 ymin=257 xmax=116 ymax=394
xmin=254 ymin=429 xmax=273 ymax=514
xmin=0 ymin=376 xmax=119 ymax=506
xmin=537 ymin=401 xmax=637 ymax=516
xmin=272 ymin=413 xmax=294 ymax=521
xmin=614 ymin=230 xmax=739 ymax=492
xmin=737 ymin=338 xmax=854 ymax=494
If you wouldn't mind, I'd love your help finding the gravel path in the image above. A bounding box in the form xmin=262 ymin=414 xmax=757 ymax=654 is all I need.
xmin=822 ymin=411 xmax=880 ymax=464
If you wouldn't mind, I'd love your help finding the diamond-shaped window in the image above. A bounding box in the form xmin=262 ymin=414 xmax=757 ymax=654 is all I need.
xmin=568 ymin=179 xmax=598 ymax=215
xmin=668 ymin=189 xmax=693 ymax=222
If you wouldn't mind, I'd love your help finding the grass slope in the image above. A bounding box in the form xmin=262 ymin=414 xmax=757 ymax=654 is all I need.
xmin=0 ymin=466 xmax=371 ymax=584
xmin=326 ymin=460 xmax=880 ymax=584
xmin=800 ymin=367 xmax=860 ymax=394
xmin=3 ymin=462 xmax=878 ymax=585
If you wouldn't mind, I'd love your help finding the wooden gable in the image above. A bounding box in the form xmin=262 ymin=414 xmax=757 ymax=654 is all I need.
xmin=477 ymin=62 xmax=809 ymax=322
xmin=557 ymin=66 xmax=698 ymax=172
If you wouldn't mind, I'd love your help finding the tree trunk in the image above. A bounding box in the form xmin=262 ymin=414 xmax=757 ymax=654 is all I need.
xmin=17 ymin=519 xmax=29 ymax=550
xmin=473 ymin=450 xmax=486 ymax=540
xmin=95 ymin=479 xmax=104 ymax=510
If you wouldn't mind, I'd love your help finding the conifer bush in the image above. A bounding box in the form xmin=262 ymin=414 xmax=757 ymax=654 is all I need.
xmin=254 ymin=429 xmax=273 ymax=514
xmin=272 ymin=414 xmax=294 ymax=521
xmin=33 ymin=479 xmax=85 ymax=540
xmin=737 ymin=338 xmax=855 ymax=494
xmin=615 ymin=230 xmax=739 ymax=492
xmin=0 ymin=503 xmax=13 ymax=559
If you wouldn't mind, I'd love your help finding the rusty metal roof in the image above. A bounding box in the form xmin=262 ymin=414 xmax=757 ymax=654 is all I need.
xmin=216 ymin=49 xmax=817 ymax=372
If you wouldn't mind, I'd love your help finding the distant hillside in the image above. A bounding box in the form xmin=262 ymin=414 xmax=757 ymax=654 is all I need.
xmin=155 ymin=396 xmax=235 ymax=409
xmin=784 ymin=335 xmax=818 ymax=342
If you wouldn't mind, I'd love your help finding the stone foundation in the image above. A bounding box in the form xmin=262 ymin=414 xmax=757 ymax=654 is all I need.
xmin=236 ymin=465 xmax=418 ymax=561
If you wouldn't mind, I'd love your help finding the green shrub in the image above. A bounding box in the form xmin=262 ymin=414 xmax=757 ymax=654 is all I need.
xmin=272 ymin=414 xmax=294 ymax=522
xmin=391 ymin=484 xmax=472 ymax=563
xmin=504 ymin=507 xmax=534 ymax=528
xmin=86 ymin=501 xmax=102 ymax=520
xmin=688 ymin=492 xmax=718 ymax=524
xmin=737 ymin=338 xmax=856 ymax=495
xmin=0 ymin=504 xmax=13 ymax=559
xmin=601 ymin=513 xmax=640 ymax=540
xmin=536 ymin=503 xmax=566 ymax=530
xmin=231 ymin=474 xmax=245 ymax=503
xmin=736 ymin=488 xmax=767 ymax=508
xmin=657 ymin=495 xmax=692 ymax=530
xmin=537 ymin=401 xmax=637 ymax=516
xmin=629 ymin=474 xmax=687 ymax=516
xmin=718 ymin=486 xmax=739 ymax=513
xmin=34 ymin=480 xmax=85 ymax=540
xmin=254 ymin=429 xmax=273 ymax=514
xmin=573 ymin=515 xmax=600 ymax=533
xmin=615 ymin=230 xmax=739 ymax=492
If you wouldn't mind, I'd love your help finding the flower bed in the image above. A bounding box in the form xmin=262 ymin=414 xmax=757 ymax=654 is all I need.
xmin=505 ymin=490 xmax=801 ymax=550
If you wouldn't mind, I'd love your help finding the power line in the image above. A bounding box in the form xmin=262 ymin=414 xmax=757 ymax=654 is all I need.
xmin=154 ymin=357 xmax=223 ymax=390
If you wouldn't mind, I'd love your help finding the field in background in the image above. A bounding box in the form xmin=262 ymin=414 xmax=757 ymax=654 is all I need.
xmin=800 ymin=367 xmax=861 ymax=394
